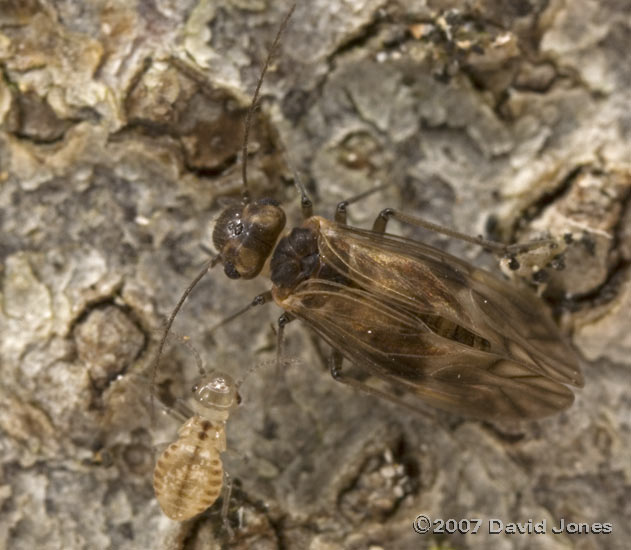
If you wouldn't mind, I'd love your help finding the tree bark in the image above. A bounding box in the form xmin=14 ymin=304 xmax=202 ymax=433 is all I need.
xmin=0 ymin=1 xmax=629 ymax=549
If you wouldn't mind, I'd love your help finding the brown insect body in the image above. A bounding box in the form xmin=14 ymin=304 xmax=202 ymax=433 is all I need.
xmin=154 ymin=6 xmax=583 ymax=427
xmin=267 ymin=216 xmax=583 ymax=420
xmin=153 ymin=371 xmax=237 ymax=521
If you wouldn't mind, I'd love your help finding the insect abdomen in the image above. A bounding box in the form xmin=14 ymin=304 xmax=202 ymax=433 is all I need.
xmin=421 ymin=314 xmax=491 ymax=351
xmin=153 ymin=417 xmax=224 ymax=521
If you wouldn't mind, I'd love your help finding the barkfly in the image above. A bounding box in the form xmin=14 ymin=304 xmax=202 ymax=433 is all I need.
xmin=151 ymin=333 xmax=291 ymax=524
xmin=152 ymin=5 xmax=583 ymax=422
xmin=152 ymin=334 xmax=243 ymax=523
xmin=153 ymin=369 xmax=236 ymax=522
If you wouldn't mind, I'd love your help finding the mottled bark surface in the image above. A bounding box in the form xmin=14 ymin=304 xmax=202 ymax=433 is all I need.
xmin=0 ymin=1 xmax=629 ymax=549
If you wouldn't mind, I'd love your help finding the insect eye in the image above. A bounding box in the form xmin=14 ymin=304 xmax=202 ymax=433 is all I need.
xmin=224 ymin=261 xmax=241 ymax=279
xmin=212 ymin=204 xmax=244 ymax=251
xmin=191 ymin=384 xmax=198 ymax=393
xmin=227 ymin=221 xmax=244 ymax=236
xmin=507 ymin=257 xmax=520 ymax=270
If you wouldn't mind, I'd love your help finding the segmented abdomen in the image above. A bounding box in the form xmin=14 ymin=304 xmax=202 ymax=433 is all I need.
xmin=153 ymin=417 xmax=224 ymax=521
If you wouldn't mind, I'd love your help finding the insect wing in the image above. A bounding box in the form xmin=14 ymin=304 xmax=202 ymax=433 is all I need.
xmin=319 ymin=219 xmax=583 ymax=385
xmin=277 ymin=219 xmax=583 ymax=420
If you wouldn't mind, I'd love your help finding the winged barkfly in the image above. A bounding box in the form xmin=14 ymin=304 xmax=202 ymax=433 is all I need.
xmin=152 ymin=5 xmax=583 ymax=422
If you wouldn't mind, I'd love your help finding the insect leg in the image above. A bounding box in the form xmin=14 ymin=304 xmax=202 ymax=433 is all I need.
xmin=261 ymin=313 xmax=296 ymax=414
xmin=276 ymin=312 xmax=295 ymax=375
xmin=301 ymin=193 xmax=313 ymax=219
xmin=334 ymin=183 xmax=391 ymax=224
xmin=291 ymin=172 xmax=313 ymax=219
xmin=220 ymin=471 xmax=234 ymax=538
xmin=206 ymin=291 xmax=274 ymax=335
xmin=372 ymin=208 xmax=556 ymax=255
xmin=329 ymin=350 xmax=437 ymax=419
xmin=150 ymin=397 xmax=192 ymax=454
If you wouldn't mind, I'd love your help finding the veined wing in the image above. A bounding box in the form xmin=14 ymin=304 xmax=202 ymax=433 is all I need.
xmin=312 ymin=217 xmax=583 ymax=389
xmin=276 ymin=279 xmax=575 ymax=420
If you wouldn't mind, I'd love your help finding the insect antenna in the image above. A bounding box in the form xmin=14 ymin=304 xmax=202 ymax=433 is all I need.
xmin=168 ymin=330 xmax=206 ymax=376
xmin=151 ymin=256 xmax=219 ymax=418
xmin=150 ymin=5 xmax=296 ymax=419
xmin=241 ymin=3 xmax=296 ymax=203
xmin=233 ymin=356 xmax=301 ymax=412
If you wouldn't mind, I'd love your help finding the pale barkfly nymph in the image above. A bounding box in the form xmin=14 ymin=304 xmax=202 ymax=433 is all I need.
xmin=152 ymin=335 xmax=290 ymax=523
xmin=153 ymin=369 xmax=236 ymax=522
xmin=151 ymin=5 xmax=583 ymax=422
xmin=152 ymin=334 xmax=245 ymax=523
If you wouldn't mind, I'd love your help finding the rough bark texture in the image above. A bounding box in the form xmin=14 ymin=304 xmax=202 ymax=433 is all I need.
xmin=0 ymin=1 xmax=629 ymax=549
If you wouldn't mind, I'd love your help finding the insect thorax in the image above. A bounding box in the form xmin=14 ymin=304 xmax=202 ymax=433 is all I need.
xmin=270 ymin=217 xmax=352 ymax=298
xmin=178 ymin=416 xmax=226 ymax=453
